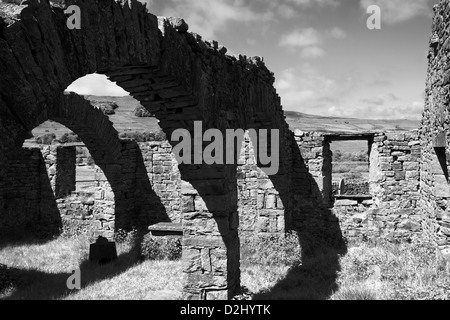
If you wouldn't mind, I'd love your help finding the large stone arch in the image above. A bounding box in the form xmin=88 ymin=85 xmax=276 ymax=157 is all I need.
xmin=0 ymin=90 xmax=168 ymax=239
xmin=0 ymin=0 xmax=346 ymax=300
xmin=42 ymin=92 xmax=136 ymax=237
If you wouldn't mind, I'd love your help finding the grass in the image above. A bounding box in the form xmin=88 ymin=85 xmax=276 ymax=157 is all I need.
xmin=65 ymin=260 xmax=183 ymax=300
xmin=241 ymin=233 xmax=450 ymax=300
xmin=331 ymin=238 xmax=450 ymax=300
xmin=1 ymin=233 xmax=449 ymax=300
xmin=0 ymin=235 xmax=183 ymax=300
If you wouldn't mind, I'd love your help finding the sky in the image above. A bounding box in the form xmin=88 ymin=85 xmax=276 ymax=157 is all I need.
xmin=67 ymin=0 xmax=437 ymax=120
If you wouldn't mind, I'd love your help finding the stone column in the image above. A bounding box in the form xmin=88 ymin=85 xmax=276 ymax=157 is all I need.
xmin=0 ymin=147 xmax=6 ymax=226
xmin=54 ymin=146 xmax=76 ymax=198
xmin=180 ymin=164 xmax=240 ymax=300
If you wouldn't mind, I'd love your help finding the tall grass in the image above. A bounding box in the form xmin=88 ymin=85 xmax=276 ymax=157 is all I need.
xmin=240 ymin=233 xmax=450 ymax=300
xmin=331 ymin=237 xmax=450 ymax=300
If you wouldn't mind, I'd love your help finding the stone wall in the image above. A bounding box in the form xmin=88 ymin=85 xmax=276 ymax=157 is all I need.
xmin=31 ymin=139 xmax=183 ymax=238
xmin=370 ymin=132 xmax=421 ymax=214
xmin=54 ymin=146 xmax=76 ymax=198
xmin=293 ymin=131 xmax=330 ymax=205
xmin=0 ymin=147 xmax=61 ymax=237
xmin=138 ymin=141 xmax=182 ymax=224
xmin=287 ymin=130 xmax=422 ymax=242
xmin=237 ymin=133 xmax=287 ymax=238
xmin=0 ymin=126 xmax=424 ymax=244
xmin=420 ymin=0 xmax=450 ymax=255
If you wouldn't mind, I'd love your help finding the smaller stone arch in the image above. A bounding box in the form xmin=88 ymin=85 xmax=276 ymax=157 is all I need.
xmin=19 ymin=92 xmax=151 ymax=239
xmin=47 ymin=92 xmax=124 ymax=164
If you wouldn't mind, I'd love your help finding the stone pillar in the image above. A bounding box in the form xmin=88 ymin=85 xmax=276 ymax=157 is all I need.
xmin=54 ymin=146 xmax=76 ymax=198
xmin=322 ymin=140 xmax=333 ymax=206
xmin=369 ymin=134 xmax=383 ymax=203
xmin=0 ymin=148 xmax=6 ymax=224
xmin=180 ymin=164 xmax=240 ymax=300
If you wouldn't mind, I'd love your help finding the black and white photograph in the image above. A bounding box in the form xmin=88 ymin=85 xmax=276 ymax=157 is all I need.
xmin=0 ymin=0 xmax=449 ymax=306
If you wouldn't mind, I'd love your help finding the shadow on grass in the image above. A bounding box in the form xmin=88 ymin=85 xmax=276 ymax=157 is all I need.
xmin=252 ymin=245 xmax=345 ymax=300
xmin=248 ymin=130 xmax=348 ymax=300
xmin=0 ymin=233 xmax=59 ymax=252
xmin=0 ymin=235 xmax=145 ymax=300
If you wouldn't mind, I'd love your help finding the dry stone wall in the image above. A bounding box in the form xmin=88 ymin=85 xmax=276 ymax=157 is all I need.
xmin=0 ymin=147 xmax=61 ymax=237
xmin=289 ymin=130 xmax=422 ymax=242
xmin=32 ymin=139 xmax=179 ymax=238
xmin=237 ymin=133 xmax=287 ymax=238
xmin=138 ymin=141 xmax=182 ymax=224
xmin=420 ymin=0 xmax=450 ymax=255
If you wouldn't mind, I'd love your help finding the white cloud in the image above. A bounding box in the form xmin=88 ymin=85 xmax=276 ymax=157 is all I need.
xmin=360 ymin=0 xmax=433 ymax=24
xmin=277 ymin=4 xmax=297 ymax=19
xmin=274 ymin=0 xmax=339 ymax=18
xmin=327 ymin=99 xmax=424 ymax=120
xmin=361 ymin=97 xmax=385 ymax=106
xmin=279 ymin=27 xmax=346 ymax=58
xmin=275 ymin=65 xmax=352 ymax=110
xmin=151 ymin=0 xmax=341 ymax=39
xmin=329 ymin=27 xmax=347 ymax=39
xmin=65 ymin=74 xmax=129 ymax=97
xmin=279 ymin=28 xmax=322 ymax=48
xmin=287 ymin=0 xmax=339 ymax=8
xmin=158 ymin=0 xmax=273 ymax=39
xmin=274 ymin=65 xmax=423 ymax=120
xmin=301 ymin=46 xmax=325 ymax=58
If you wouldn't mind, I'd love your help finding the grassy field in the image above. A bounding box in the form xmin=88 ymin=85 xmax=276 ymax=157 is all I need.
xmin=332 ymin=161 xmax=369 ymax=182
xmin=1 ymin=233 xmax=449 ymax=300
xmin=0 ymin=236 xmax=183 ymax=300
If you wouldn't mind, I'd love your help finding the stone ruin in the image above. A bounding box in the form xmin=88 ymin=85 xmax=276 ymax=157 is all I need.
xmin=0 ymin=0 xmax=449 ymax=299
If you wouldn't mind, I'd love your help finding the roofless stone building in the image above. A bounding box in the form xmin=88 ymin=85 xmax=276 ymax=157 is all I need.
xmin=0 ymin=0 xmax=449 ymax=299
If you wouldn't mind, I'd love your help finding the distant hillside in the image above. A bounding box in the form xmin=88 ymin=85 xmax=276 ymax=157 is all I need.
xmin=284 ymin=111 xmax=419 ymax=133
xmin=28 ymin=95 xmax=420 ymax=143
xmin=83 ymin=95 xmax=161 ymax=133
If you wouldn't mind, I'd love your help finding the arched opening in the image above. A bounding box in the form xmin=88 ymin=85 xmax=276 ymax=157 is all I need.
xmin=0 ymin=0 xmax=349 ymax=299
xmin=66 ymin=74 xmax=129 ymax=97
xmin=1 ymin=89 xmax=167 ymax=242
xmin=23 ymin=120 xmax=116 ymax=239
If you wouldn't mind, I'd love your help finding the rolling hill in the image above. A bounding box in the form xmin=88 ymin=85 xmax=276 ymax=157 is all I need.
xmin=28 ymin=95 xmax=420 ymax=142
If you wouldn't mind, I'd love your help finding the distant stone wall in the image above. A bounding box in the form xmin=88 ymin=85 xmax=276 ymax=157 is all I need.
xmin=237 ymin=133 xmax=287 ymax=238
xmin=29 ymin=139 xmax=183 ymax=237
xmin=137 ymin=140 xmax=182 ymax=224
xmin=293 ymin=131 xmax=330 ymax=205
xmin=338 ymin=131 xmax=421 ymax=242
xmin=4 ymin=128 xmax=424 ymax=244
xmin=332 ymin=181 xmax=370 ymax=196
xmin=37 ymin=144 xmax=115 ymax=238
xmin=288 ymin=130 xmax=422 ymax=242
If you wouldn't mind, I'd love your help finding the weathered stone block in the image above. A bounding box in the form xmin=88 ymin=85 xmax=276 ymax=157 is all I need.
xmin=334 ymin=199 xmax=358 ymax=206
xmin=386 ymin=133 xmax=405 ymax=141
xmin=395 ymin=171 xmax=406 ymax=181
xmin=434 ymin=175 xmax=450 ymax=198
xmin=403 ymin=162 xmax=419 ymax=171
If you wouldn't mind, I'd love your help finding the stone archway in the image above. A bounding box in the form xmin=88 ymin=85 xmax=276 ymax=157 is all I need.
xmin=0 ymin=0 xmax=346 ymax=300
xmin=42 ymin=92 xmax=134 ymax=239
xmin=1 ymin=90 xmax=170 ymax=239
